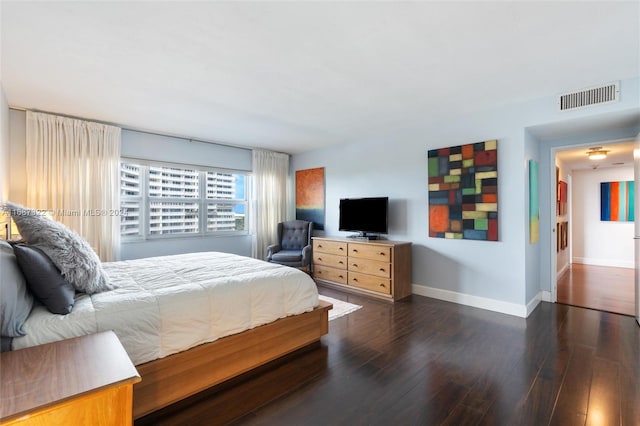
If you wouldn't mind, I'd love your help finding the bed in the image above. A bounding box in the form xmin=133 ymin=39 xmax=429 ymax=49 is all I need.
xmin=1 ymin=239 xmax=331 ymax=419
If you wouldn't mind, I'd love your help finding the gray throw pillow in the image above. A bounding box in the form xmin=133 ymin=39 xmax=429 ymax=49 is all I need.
xmin=0 ymin=240 xmax=34 ymax=337
xmin=12 ymin=244 xmax=75 ymax=315
xmin=5 ymin=201 xmax=114 ymax=294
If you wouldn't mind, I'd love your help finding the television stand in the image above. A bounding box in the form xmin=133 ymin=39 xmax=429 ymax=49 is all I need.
xmin=312 ymin=237 xmax=412 ymax=302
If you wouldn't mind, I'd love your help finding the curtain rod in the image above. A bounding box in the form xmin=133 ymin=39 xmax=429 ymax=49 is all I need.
xmin=8 ymin=106 xmax=257 ymax=153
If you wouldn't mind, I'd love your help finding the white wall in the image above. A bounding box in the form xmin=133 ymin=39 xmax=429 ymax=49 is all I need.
xmin=0 ymin=84 xmax=9 ymax=238
xmin=8 ymin=109 xmax=25 ymax=205
xmin=0 ymin=86 xmax=8 ymax=203
xmin=571 ymin=166 xmax=634 ymax=268
xmin=0 ymin=2 xmax=5 ymax=202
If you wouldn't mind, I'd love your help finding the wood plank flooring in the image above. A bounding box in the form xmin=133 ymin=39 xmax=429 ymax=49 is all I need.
xmin=557 ymin=263 xmax=635 ymax=316
xmin=136 ymin=288 xmax=640 ymax=426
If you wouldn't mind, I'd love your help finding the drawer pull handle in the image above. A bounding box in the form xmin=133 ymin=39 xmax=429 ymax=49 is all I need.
xmin=352 ymin=249 xmax=358 ymax=252
xmin=352 ymin=264 xmax=358 ymax=267
xmin=318 ymin=257 xmax=323 ymax=261
xmin=379 ymin=283 xmax=386 ymax=288
xmin=318 ymin=245 xmax=323 ymax=248
xmin=352 ymin=278 xmax=358 ymax=282
xmin=379 ymin=252 xmax=385 ymax=256
xmin=339 ymin=247 xmax=344 ymax=251
xmin=338 ymin=261 xmax=344 ymax=264
xmin=379 ymin=268 xmax=385 ymax=272
xmin=339 ymin=275 xmax=344 ymax=279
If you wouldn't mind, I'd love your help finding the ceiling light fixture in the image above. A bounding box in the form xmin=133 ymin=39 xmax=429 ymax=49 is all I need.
xmin=587 ymin=147 xmax=608 ymax=160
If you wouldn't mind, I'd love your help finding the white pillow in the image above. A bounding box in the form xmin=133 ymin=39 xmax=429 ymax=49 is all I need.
xmin=5 ymin=202 xmax=114 ymax=294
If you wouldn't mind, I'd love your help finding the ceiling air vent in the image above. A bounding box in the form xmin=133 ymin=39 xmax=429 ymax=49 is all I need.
xmin=558 ymin=81 xmax=620 ymax=111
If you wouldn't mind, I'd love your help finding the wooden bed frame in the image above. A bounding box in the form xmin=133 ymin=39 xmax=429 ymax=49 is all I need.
xmin=132 ymin=299 xmax=332 ymax=419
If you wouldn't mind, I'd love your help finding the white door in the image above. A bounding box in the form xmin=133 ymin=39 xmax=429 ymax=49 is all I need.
xmin=634 ymin=132 xmax=640 ymax=326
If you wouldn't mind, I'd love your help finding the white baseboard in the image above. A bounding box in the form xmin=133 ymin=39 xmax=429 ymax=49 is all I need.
xmin=572 ymin=257 xmax=634 ymax=269
xmin=557 ymin=263 xmax=570 ymax=279
xmin=412 ymin=284 xmax=538 ymax=318
xmin=525 ymin=294 xmax=542 ymax=317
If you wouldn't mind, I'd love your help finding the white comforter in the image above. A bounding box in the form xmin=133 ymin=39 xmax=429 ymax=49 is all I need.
xmin=12 ymin=252 xmax=319 ymax=365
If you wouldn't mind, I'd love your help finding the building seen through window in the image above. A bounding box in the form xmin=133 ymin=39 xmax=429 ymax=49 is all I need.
xmin=120 ymin=161 xmax=248 ymax=238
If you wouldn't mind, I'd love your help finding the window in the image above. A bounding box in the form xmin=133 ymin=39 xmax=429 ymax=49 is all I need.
xmin=120 ymin=160 xmax=249 ymax=239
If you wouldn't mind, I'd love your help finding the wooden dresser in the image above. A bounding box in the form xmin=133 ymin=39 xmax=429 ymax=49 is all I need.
xmin=0 ymin=331 xmax=141 ymax=426
xmin=312 ymin=237 xmax=412 ymax=301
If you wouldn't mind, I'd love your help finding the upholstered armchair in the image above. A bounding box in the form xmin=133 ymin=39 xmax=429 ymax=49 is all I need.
xmin=265 ymin=220 xmax=313 ymax=272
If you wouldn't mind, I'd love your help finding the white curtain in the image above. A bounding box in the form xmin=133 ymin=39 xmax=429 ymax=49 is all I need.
xmin=251 ymin=149 xmax=289 ymax=260
xmin=26 ymin=111 xmax=121 ymax=261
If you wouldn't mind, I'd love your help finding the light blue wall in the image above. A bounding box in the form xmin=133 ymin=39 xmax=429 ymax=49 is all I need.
xmin=120 ymin=128 xmax=253 ymax=260
xmin=292 ymin=77 xmax=640 ymax=312
xmin=533 ymin=122 xmax=640 ymax=297
xmin=6 ymin=77 xmax=639 ymax=312
xmin=121 ymin=129 xmax=252 ymax=171
xmin=121 ymin=234 xmax=252 ymax=260
xmin=7 ymin=110 xmax=255 ymax=260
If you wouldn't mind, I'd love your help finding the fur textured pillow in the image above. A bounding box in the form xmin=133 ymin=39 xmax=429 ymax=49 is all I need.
xmin=5 ymin=202 xmax=114 ymax=294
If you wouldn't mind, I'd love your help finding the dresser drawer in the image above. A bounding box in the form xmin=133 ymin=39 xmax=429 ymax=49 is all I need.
xmin=347 ymin=257 xmax=390 ymax=278
xmin=314 ymin=265 xmax=348 ymax=284
xmin=348 ymin=243 xmax=391 ymax=261
xmin=313 ymin=252 xmax=347 ymax=269
xmin=348 ymin=271 xmax=391 ymax=294
xmin=313 ymin=240 xmax=348 ymax=256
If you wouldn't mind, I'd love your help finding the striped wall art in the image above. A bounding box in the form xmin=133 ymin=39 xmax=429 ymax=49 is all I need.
xmin=600 ymin=181 xmax=634 ymax=222
xmin=428 ymin=139 xmax=498 ymax=241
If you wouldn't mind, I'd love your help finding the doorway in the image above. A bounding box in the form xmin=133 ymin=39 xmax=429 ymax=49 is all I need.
xmin=557 ymin=264 xmax=635 ymax=316
xmin=553 ymin=140 xmax=636 ymax=316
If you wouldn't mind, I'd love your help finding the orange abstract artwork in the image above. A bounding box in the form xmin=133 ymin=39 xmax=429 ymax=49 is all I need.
xmin=296 ymin=167 xmax=325 ymax=230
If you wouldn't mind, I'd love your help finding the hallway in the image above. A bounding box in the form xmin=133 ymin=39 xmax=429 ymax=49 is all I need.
xmin=557 ymin=263 xmax=635 ymax=316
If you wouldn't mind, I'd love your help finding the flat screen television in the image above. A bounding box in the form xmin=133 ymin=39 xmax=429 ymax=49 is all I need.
xmin=339 ymin=197 xmax=388 ymax=239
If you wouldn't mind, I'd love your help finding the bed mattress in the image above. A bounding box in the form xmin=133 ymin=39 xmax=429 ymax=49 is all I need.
xmin=11 ymin=251 xmax=319 ymax=365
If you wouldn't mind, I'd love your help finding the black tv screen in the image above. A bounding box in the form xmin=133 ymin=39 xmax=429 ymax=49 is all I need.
xmin=339 ymin=197 xmax=388 ymax=236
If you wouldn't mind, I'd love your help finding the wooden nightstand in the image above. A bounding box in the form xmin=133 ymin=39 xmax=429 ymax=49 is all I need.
xmin=0 ymin=331 xmax=141 ymax=425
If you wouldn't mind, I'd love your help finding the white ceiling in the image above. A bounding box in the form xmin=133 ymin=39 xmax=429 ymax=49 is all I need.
xmin=555 ymin=140 xmax=635 ymax=172
xmin=1 ymin=1 xmax=639 ymax=154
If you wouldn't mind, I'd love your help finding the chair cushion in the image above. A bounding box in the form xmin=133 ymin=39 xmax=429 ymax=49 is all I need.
xmin=281 ymin=225 xmax=309 ymax=250
xmin=271 ymin=250 xmax=303 ymax=263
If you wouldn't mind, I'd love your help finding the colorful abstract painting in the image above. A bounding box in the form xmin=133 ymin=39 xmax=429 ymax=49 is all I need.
xmin=529 ymin=160 xmax=539 ymax=244
xmin=296 ymin=167 xmax=325 ymax=230
xmin=428 ymin=140 xmax=498 ymax=241
xmin=601 ymin=181 xmax=634 ymax=222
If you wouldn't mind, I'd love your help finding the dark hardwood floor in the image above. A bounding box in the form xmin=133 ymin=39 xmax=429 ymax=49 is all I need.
xmin=557 ymin=263 xmax=635 ymax=317
xmin=136 ymin=288 xmax=640 ymax=426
